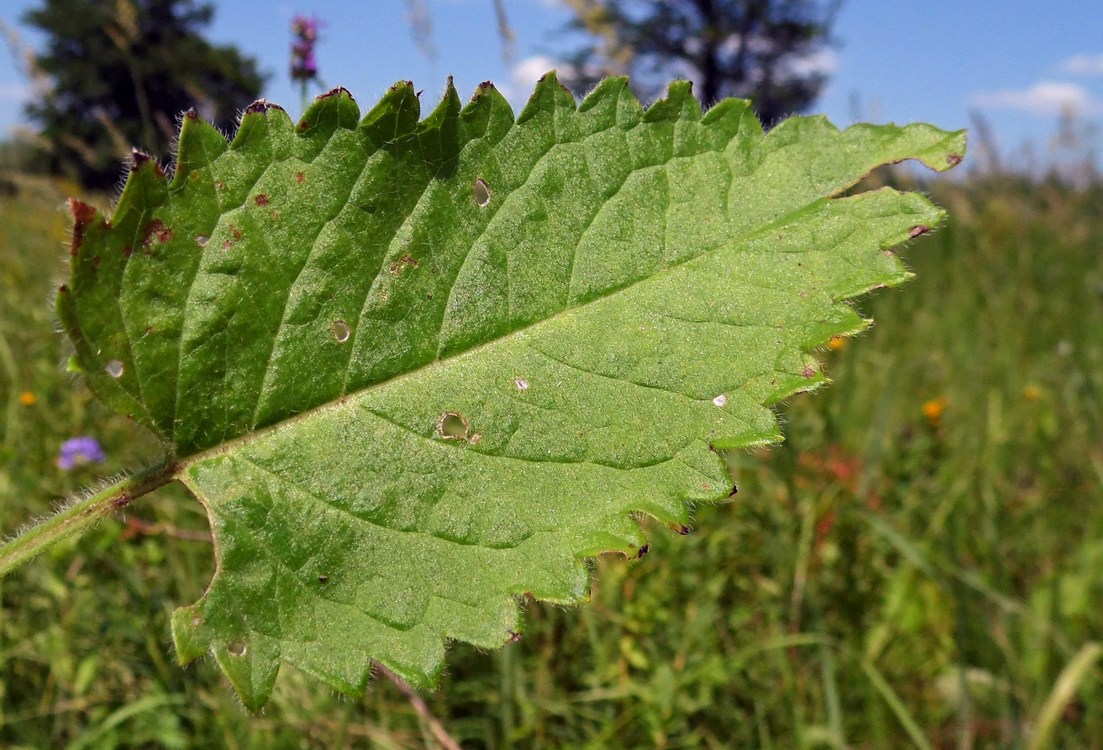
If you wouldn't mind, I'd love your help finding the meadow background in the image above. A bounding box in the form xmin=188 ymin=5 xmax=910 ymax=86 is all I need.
xmin=2 ymin=146 xmax=1102 ymax=749
xmin=2 ymin=0 xmax=1103 ymax=747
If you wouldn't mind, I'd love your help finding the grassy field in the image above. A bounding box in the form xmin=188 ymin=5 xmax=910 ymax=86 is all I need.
xmin=1 ymin=169 xmax=1101 ymax=748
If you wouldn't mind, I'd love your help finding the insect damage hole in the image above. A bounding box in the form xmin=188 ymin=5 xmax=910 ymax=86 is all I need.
xmin=331 ymin=319 xmax=351 ymax=343
xmin=437 ymin=412 xmax=470 ymax=440
xmin=226 ymin=639 xmax=247 ymax=657
xmin=473 ymin=178 xmax=491 ymax=207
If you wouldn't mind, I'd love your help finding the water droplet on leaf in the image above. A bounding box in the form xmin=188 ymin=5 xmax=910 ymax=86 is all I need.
xmin=105 ymin=360 xmax=124 ymax=378
xmin=474 ymin=178 xmax=491 ymax=207
xmin=331 ymin=319 xmax=351 ymax=343
xmin=227 ymin=639 xmax=247 ymax=657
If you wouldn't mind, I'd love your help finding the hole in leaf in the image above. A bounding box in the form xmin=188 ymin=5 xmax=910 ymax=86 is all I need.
xmin=437 ymin=412 xmax=469 ymax=440
xmin=195 ymin=235 xmax=209 ymax=247
xmin=331 ymin=319 xmax=351 ymax=343
xmin=473 ymin=178 xmax=491 ymax=207
xmin=514 ymin=377 xmax=529 ymax=391
xmin=227 ymin=639 xmax=247 ymax=657
xmin=105 ymin=360 xmax=124 ymax=379
xmin=712 ymin=394 xmax=727 ymax=407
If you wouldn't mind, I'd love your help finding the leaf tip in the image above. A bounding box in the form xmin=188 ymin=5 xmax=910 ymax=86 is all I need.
xmin=318 ymin=85 xmax=355 ymax=102
xmin=299 ymin=86 xmax=361 ymax=133
xmin=243 ymin=98 xmax=287 ymax=115
xmin=127 ymin=148 xmax=162 ymax=176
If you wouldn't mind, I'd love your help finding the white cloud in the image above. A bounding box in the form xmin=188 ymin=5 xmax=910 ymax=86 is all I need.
xmin=783 ymin=48 xmax=839 ymax=78
xmin=1059 ymin=53 xmax=1103 ymax=76
xmin=969 ymin=81 xmax=1102 ymax=116
xmin=502 ymin=54 xmax=561 ymax=102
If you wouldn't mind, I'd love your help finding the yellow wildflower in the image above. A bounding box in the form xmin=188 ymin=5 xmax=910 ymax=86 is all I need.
xmin=1022 ymin=384 xmax=1043 ymax=401
xmin=828 ymin=336 xmax=847 ymax=351
xmin=19 ymin=391 xmax=36 ymax=406
xmin=922 ymin=397 xmax=947 ymax=427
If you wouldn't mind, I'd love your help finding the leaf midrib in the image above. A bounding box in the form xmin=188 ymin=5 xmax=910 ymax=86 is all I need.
xmin=172 ymin=181 xmax=838 ymax=476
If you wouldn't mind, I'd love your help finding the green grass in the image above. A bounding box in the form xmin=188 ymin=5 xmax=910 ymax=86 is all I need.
xmin=1 ymin=171 xmax=1101 ymax=748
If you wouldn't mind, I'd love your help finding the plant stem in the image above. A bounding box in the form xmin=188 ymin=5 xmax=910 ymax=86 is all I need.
xmin=376 ymin=663 xmax=461 ymax=750
xmin=0 ymin=460 xmax=175 ymax=578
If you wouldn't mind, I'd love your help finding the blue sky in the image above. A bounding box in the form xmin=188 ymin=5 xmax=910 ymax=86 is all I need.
xmin=2 ymin=0 xmax=1101 ymax=171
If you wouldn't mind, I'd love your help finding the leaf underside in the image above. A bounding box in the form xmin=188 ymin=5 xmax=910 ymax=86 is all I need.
xmin=59 ymin=73 xmax=964 ymax=709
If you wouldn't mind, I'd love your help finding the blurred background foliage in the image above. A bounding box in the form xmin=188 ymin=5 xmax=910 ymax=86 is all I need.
xmin=2 ymin=1 xmax=1102 ymax=748
xmin=18 ymin=0 xmax=264 ymax=188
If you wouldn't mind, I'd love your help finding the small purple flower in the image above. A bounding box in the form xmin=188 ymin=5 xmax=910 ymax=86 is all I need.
xmin=290 ymin=15 xmax=323 ymax=81
xmin=57 ymin=437 xmax=106 ymax=470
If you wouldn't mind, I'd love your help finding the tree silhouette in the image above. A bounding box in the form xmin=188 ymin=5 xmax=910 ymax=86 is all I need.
xmin=24 ymin=0 xmax=265 ymax=188
xmin=559 ymin=0 xmax=841 ymax=125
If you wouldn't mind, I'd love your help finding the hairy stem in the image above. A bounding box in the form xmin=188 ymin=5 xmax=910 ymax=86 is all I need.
xmin=0 ymin=460 xmax=175 ymax=577
xmin=376 ymin=664 xmax=461 ymax=750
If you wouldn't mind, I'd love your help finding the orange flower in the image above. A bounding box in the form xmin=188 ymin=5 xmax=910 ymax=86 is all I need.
xmin=922 ymin=397 xmax=947 ymax=426
xmin=19 ymin=391 xmax=36 ymax=406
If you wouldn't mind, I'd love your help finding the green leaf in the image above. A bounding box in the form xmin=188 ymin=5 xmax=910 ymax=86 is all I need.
xmin=55 ymin=74 xmax=963 ymax=709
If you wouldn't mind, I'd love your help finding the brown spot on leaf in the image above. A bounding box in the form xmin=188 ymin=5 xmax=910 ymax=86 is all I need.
xmin=68 ymin=198 xmax=98 ymax=256
xmin=801 ymin=365 xmax=817 ymax=378
xmin=295 ymin=171 xmax=305 ymax=184
xmin=215 ymin=180 xmax=225 ymax=190
xmin=506 ymin=630 xmax=522 ymax=643
xmin=254 ymin=194 xmax=269 ymax=206
xmin=141 ymin=218 xmax=172 ymax=246
xmin=319 ymin=86 xmax=352 ymax=100
xmin=229 ymin=225 xmax=243 ymax=240
xmin=947 ymin=152 xmax=963 ymax=167
xmin=388 ymin=253 xmax=419 ymax=274
xmin=128 ymin=149 xmax=162 ymax=176
xmin=244 ymin=99 xmax=285 ymax=114
xmin=909 ymin=225 xmax=930 ymax=238
xmin=222 ymin=239 xmax=233 ymax=250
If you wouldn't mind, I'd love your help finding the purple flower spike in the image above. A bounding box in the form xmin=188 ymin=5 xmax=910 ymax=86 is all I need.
xmin=290 ymin=14 xmax=323 ymax=82
xmin=57 ymin=437 xmax=106 ymax=470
